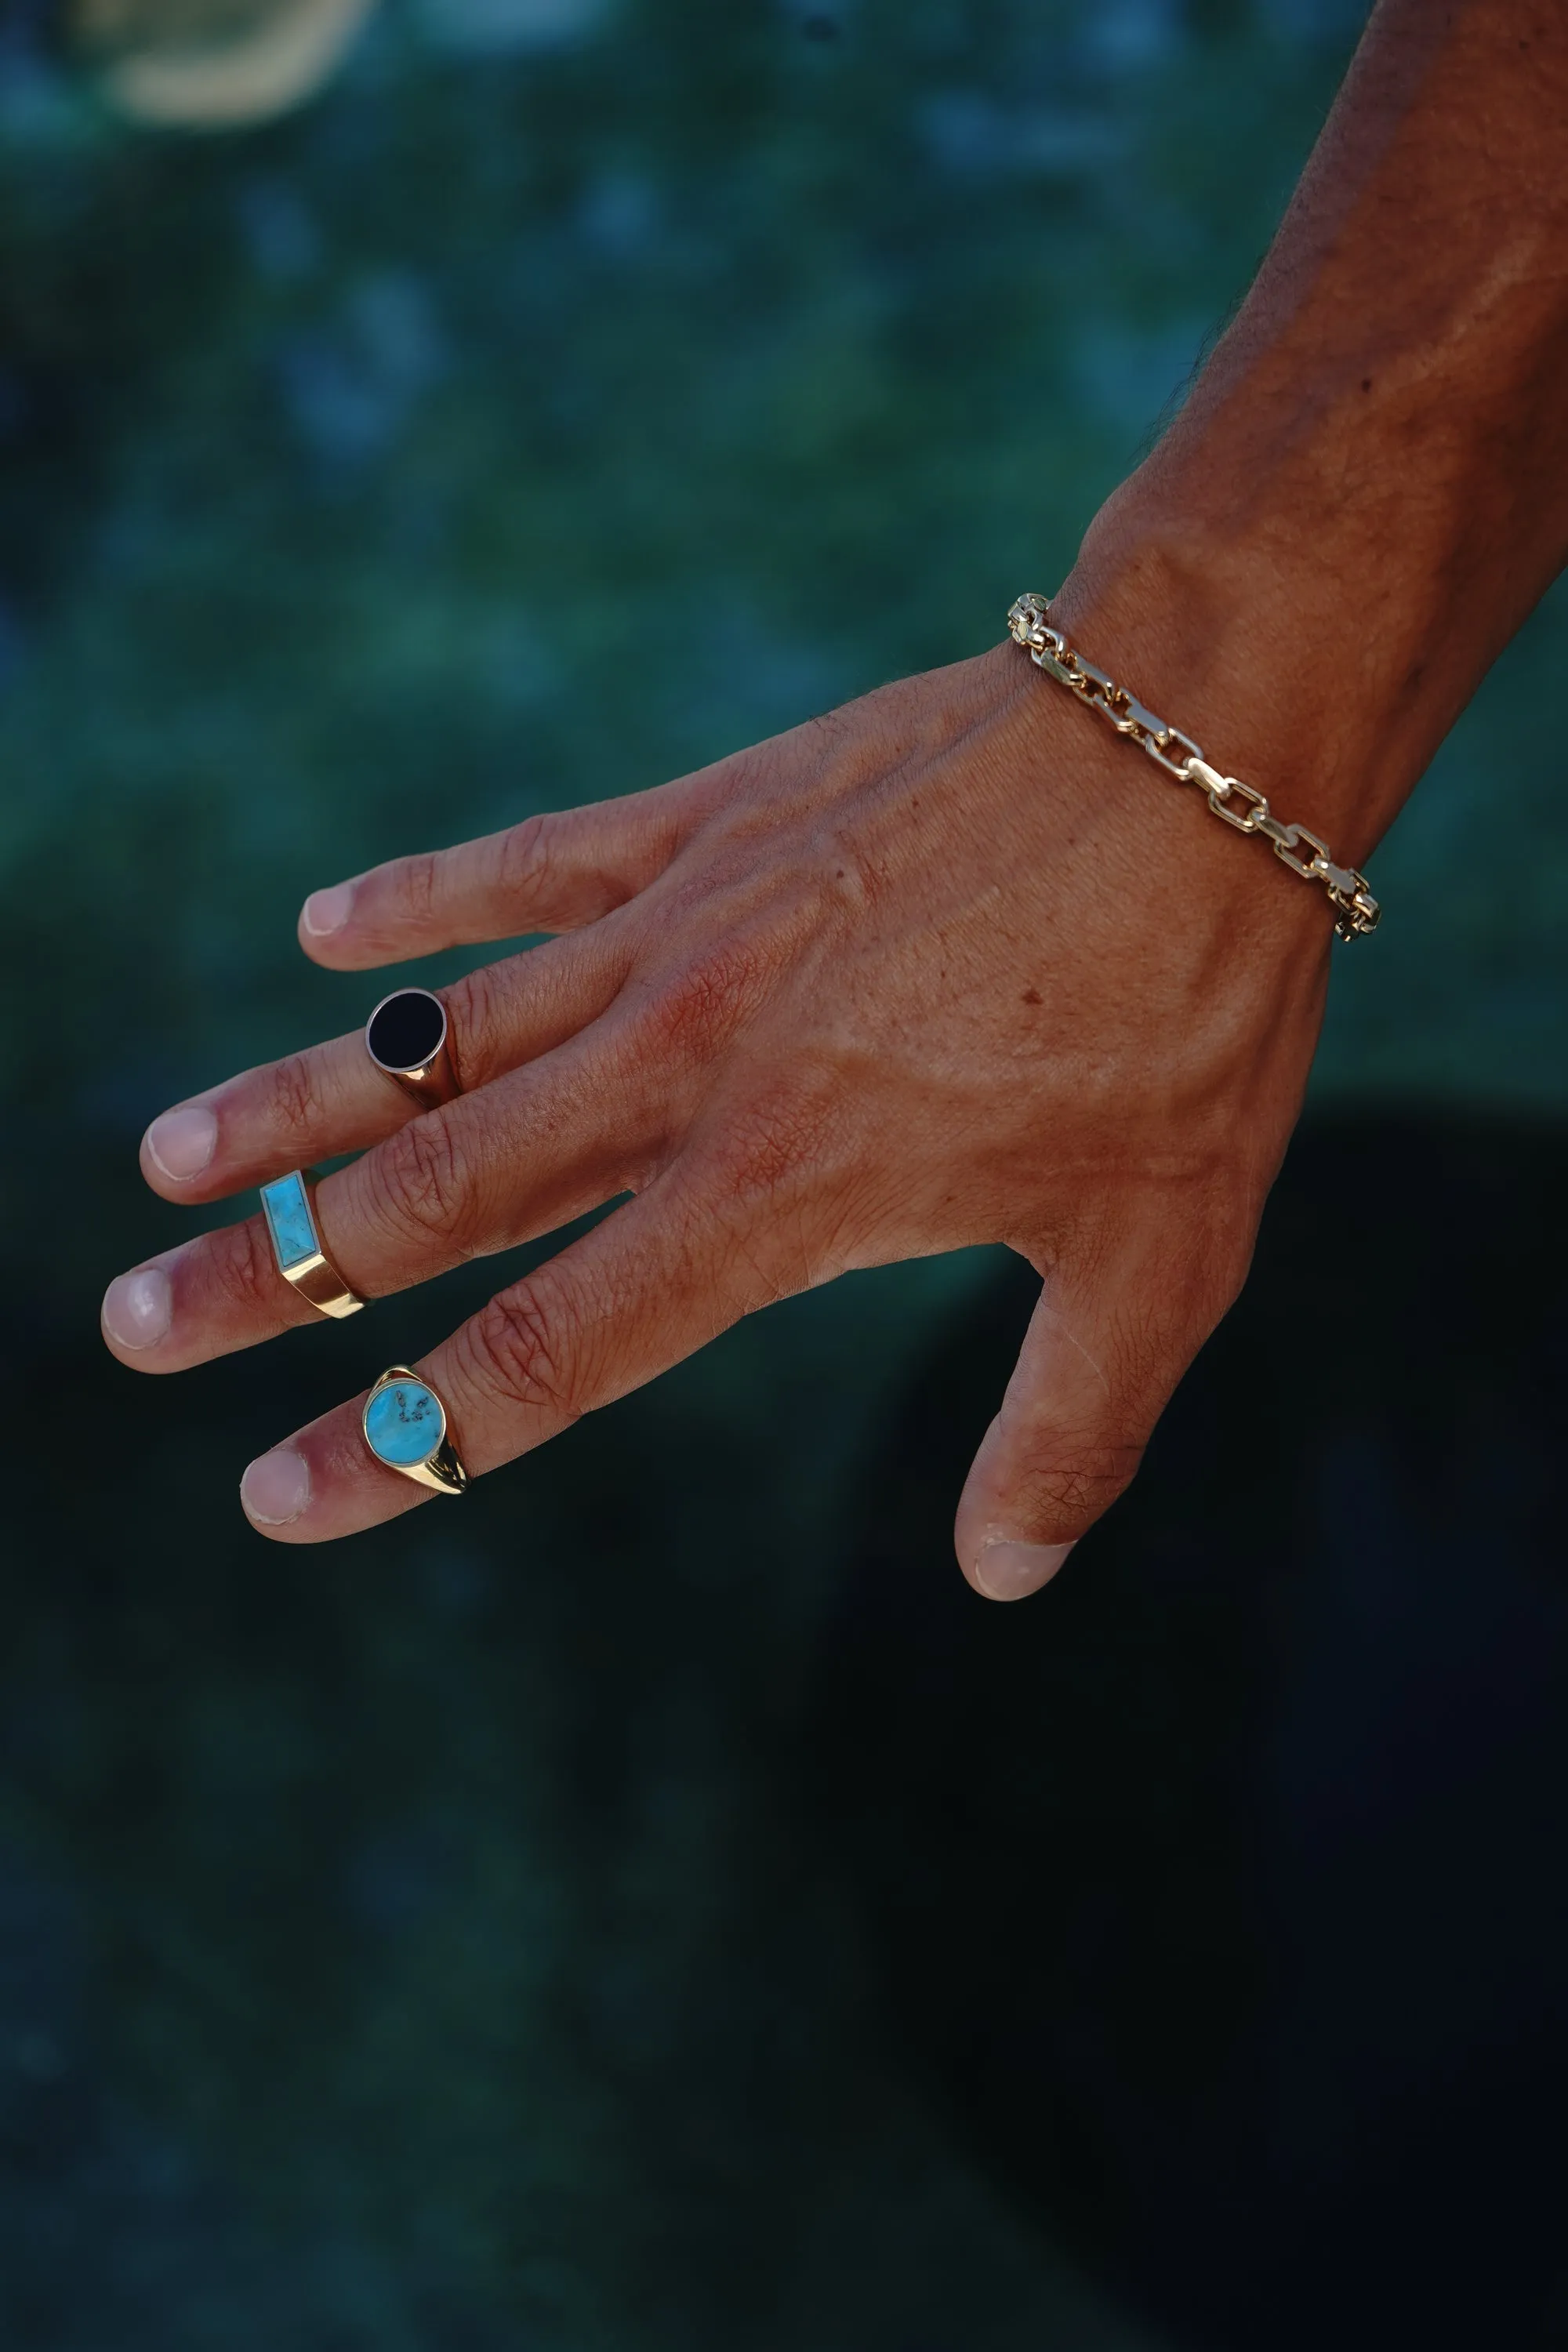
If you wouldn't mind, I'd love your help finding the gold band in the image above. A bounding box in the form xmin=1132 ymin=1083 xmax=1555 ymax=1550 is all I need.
xmin=362 ymin=1367 xmax=468 ymax=1494
xmin=1007 ymin=593 xmax=1381 ymax=942
xmin=260 ymin=1170 xmax=365 ymax=1319
xmin=365 ymin=986 xmax=462 ymax=1112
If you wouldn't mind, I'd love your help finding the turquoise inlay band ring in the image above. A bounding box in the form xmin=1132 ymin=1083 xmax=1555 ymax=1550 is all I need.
xmin=260 ymin=1171 xmax=365 ymax=1319
xmin=362 ymin=1367 xmax=468 ymax=1495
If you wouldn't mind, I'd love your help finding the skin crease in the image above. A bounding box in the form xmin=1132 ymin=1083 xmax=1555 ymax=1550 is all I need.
xmin=103 ymin=0 xmax=1568 ymax=1586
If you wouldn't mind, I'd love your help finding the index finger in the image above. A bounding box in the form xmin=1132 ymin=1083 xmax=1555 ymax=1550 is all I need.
xmin=296 ymin=775 xmax=710 ymax=972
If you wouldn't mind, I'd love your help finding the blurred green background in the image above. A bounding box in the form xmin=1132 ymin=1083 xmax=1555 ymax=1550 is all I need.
xmin=2 ymin=0 xmax=1566 ymax=2345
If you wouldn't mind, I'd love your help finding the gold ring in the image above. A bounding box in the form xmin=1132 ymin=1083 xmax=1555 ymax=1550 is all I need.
xmin=260 ymin=1170 xmax=364 ymax=1319
xmin=365 ymin=987 xmax=461 ymax=1111
xmin=362 ymin=1366 xmax=468 ymax=1495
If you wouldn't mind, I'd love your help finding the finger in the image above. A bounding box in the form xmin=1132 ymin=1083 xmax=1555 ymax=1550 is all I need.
xmin=137 ymin=924 xmax=633 ymax=1207
xmin=953 ymin=1229 xmax=1241 ymax=1603
xmin=296 ymin=777 xmax=712 ymax=971
xmin=105 ymin=1008 xmax=670 ymax=1374
xmin=236 ymin=1180 xmax=783 ymax=1543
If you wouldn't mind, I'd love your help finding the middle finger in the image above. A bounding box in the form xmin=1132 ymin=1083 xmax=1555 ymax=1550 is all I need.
xmin=137 ymin=921 xmax=635 ymax=1207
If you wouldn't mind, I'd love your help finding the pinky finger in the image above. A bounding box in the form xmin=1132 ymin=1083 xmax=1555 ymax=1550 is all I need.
xmin=238 ymin=1184 xmax=779 ymax=1543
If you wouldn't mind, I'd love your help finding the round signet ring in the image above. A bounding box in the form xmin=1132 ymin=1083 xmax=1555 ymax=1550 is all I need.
xmin=365 ymin=987 xmax=460 ymax=1112
xmin=362 ymin=1367 xmax=468 ymax=1496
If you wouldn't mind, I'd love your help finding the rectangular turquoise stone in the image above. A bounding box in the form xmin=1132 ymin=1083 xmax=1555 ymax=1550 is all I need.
xmin=261 ymin=1171 xmax=320 ymax=1271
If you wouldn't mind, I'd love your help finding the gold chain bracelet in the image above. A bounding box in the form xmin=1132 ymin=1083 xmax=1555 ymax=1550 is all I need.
xmin=1007 ymin=593 xmax=1380 ymax=942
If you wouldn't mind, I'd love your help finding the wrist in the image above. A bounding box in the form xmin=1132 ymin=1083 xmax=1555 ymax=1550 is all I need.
xmin=1053 ymin=294 xmax=1568 ymax=874
xmin=983 ymin=615 xmax=1346 ymax=979
xmin=1048 ymin=485 xmax=1421 ymax=875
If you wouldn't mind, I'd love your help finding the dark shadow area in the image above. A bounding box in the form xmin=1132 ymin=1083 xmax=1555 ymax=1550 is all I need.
xmin=817 ymin=1109 xmax=1568 ymax=2352
xmin=2 ymin=1242 xmax=1150 ymax=2347
xmin=5 ymin=1108 xmax=1568 ymax=2345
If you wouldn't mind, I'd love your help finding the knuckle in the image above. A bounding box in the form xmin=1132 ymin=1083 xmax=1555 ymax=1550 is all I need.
xmin=442 ymin=958 xmax=503 ymax=1085
xmin=811 ymin=819 xmax=884 ymax=914
xmin=717 ymin=739 xmax=789 ymax=807
xmin=715 ymin=1226 xmax=799 ymax=1313
xmin=1017 ymin=1428 xmax=1148 ymax=1531
xmin=706 ymin=1079 xmax=836 ymax=1212
xmin=459 ymin=1278 xmax=583 ymax=1421
xmin=225 ymin=1218 xmax=285 ymax=1316
xmin=497 ymin=810 xmax=563 ymax=914
xmin=400 ymin=848 xmax=441 ymax=927
xmin=639 ymin=933 xmax=769 ymax=1062
xmin=266 ymin=1050 xmax=325 ymax=1137
xmin=368 ymin=1112 xmax=477 ymax=1253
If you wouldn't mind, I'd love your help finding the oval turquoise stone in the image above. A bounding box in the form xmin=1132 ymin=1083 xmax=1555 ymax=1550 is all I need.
xmin=365 ymin=1379 xmax=445 ymax=1467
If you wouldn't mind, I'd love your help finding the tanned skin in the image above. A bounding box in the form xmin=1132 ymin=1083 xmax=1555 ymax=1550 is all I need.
xmin=103 ymin=0 xmax=1568 ymax=1591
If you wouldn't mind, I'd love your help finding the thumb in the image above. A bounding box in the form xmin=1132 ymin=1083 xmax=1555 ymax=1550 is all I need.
xmin=954 ymin=1243 xmax=1214 ymax=1604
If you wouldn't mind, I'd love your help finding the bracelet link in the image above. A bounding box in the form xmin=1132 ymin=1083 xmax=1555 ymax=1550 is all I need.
xmin=1205 ymin=776 xmax=1271 ymax=833
xmin=1009 ymin=593 xmax=1381 ymax=942
xmin=1141 ymin=721 xmax=1206 ymax=781
xmin=1034 ymin=643 xmax=1078 ymax=688
xmin=1250 ymin=808 xmax=1297 ymax=850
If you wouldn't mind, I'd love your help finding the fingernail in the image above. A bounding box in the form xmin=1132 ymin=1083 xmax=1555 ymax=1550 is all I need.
xmin=241 ymin=1448 xmax=310 ymax=1526
xmin=974 ymin=1537 xmax=1076 ymax=1602
xmin=102 ymin=1267 xmax=172 ymax=1351
xmin=301 ymin=880 xmax=354 ymax=938
xmin=144 ymin=1105 xmax=217 ymax=1181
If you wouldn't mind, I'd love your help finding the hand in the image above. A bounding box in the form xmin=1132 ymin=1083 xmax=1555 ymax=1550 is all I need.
xmin=101 ymin=615 xmax=1330 ymax=1594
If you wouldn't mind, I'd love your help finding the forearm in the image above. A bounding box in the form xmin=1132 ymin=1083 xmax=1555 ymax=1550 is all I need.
xmin=1054 ymin=0 xmax=1568 ymax=867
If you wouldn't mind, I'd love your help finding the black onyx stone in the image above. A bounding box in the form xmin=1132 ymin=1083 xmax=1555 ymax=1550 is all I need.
xmin=368 ymin=989 xmax=445 ymax=1072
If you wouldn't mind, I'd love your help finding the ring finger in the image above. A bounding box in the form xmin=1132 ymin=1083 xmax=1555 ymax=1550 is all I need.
xmin=137 ymin=920 xmax=637 ymax=1208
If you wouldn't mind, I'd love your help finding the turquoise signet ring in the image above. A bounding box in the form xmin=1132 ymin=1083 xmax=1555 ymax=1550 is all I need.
xmin=362 ymin=1367 xmax=468 ymax=1495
